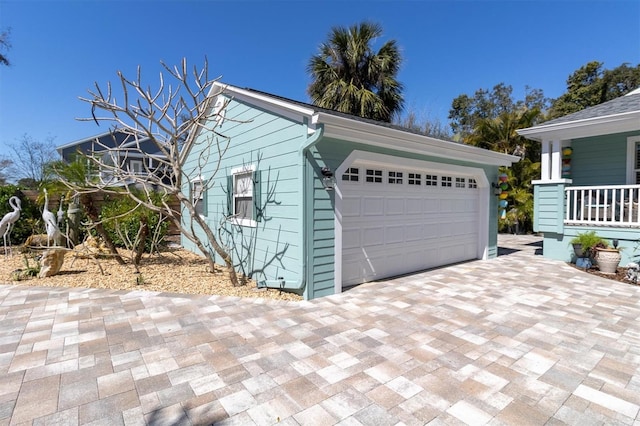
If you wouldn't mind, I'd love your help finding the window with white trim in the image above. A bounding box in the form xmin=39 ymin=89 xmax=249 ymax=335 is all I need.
xmin=234 ymin=171 xmax=253 ymax=222
xmin=425 ymin=174 xmax=438 ymax=186
xmin=455 ymin=177 xmax=465 ymax=188
xmin=408 ymin=173 xmax=421 ymax=185
xmin=627 ymin=136 xmax=640 ymax=184
xmin=228 ymin=165 xmax=260 ymax=227
xmin=192 ymin=179 xmax=206 ymax=217
xmin=365 ymin=169 xmax=383 ymax=183
xmin=129 ymin=160 xmax=143 ymax=175
xmin=441 ymin=176 xmax=452 ymax=187
xmin=342 ymin=167 xmax=359 ymax=182
xmin=388 ymin=171 xmax=403 ymax=184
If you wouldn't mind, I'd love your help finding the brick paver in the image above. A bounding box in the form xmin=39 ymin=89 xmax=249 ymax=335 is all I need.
xmin=1 ymin=235 xmax=639 ymax=425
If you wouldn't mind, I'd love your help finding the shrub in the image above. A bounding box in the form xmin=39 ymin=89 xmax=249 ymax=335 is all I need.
xmin=100 ymin=194 xmax=168 ymax=253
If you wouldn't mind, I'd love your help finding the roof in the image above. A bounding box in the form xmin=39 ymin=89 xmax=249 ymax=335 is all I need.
xmin=517 ymin=88 xmax=640 ymax=142
xmin=204 ymin=82 xmax=519 ymax=167
xmin=542 ymin=89 xmax=640 ymax=126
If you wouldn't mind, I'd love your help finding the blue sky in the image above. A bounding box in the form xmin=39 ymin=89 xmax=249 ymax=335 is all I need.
xmin=0 ymin=0 xmax=638 ymax=156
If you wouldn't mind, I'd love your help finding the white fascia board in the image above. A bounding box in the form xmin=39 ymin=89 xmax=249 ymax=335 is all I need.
xmin=517 ymin=111 xmax=640 ymax=142
xmin=211 ymin=82 xmax=319 ymax=128
xmin=56 ymin=129 xmax=119 ymax=151
xmin=318 ymin=112 xmax=519 ymax=167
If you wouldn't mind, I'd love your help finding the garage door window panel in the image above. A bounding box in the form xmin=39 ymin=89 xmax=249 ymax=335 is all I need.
xmin=441 ymin=176 xmax=452 ymax=187
xmin=388 ymin=171 xmax=403 ymax=184
xmin=342 ymin=167 xmax=360 ymax=182
xmin=365 ymin=169 xmax=383 ymax=183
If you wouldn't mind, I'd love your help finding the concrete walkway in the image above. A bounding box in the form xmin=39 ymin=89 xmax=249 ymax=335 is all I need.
xmin=1 ymin=235 xmax=639 ymax=425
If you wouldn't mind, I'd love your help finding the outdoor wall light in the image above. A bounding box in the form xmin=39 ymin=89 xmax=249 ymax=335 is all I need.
xmin=321 ymin=167 xmax=335 ymax=191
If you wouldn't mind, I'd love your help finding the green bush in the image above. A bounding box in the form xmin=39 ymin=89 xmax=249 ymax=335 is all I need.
xmin=100 ymin=195 xmax=168 ymax=253
xmin=0 ymin=185 xmax=41 ymax=244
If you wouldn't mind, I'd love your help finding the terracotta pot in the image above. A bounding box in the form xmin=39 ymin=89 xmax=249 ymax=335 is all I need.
xmin=595 ymin=248 xmax=621 ymax=275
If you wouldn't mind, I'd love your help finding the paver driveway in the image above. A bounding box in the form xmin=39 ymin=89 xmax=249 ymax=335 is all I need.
xmin=1 ymin=234 xmax=639 ymax=425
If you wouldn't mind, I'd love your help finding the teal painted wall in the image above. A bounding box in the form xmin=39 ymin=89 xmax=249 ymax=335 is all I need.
xmin=533 ymin=183 xmax=565 ymax=233
xmin=181 ymin=97 xmax=306 ymax=288
xmin=570 ymin=131 xmax=638 ymax=185
xmin=542 ymin=227 xmax=638 ymax=265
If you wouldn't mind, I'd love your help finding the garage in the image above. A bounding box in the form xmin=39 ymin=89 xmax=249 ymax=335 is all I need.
xmin=336 ymin=152 xmax=489 ymax=289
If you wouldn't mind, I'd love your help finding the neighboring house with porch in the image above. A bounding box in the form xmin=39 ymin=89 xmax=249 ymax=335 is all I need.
xmin=181 ymin=82 xmax=518 ymax=300
xmin=57 ymin=130 xmax=170 ymax=185
xmin=517 ymin=87 xmax=640 ymax=265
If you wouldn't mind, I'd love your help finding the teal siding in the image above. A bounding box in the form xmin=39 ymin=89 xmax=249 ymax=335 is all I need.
xmin=571 ymin=131 xmax=638 ymax=185
xmin=533 ymin=183 xmax=565 ymax=233
xmin=542 ymin=227 xmax=639 ymax=265
xmin=182 ymin=97 xmax=305 ymax=287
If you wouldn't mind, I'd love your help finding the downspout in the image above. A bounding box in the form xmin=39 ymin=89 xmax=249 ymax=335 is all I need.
xmin=257 ymin=116 xmax=324 ymax=293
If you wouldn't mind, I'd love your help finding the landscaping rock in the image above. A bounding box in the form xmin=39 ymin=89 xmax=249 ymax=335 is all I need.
xmin=39 ymin=249 xmax=66 ymax=278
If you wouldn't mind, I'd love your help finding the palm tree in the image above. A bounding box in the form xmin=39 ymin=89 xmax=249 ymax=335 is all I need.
xmin=307 ymin=22 xmax=404 ymax=122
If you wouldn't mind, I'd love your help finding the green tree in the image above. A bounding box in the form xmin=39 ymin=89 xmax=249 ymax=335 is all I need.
xmin=547 ymin=61 xmax=640 ymax=119
xmin=307 ymin=21 xmax=404 ymax=122
xmin=449 ymin=83 xmax=548 ymax=140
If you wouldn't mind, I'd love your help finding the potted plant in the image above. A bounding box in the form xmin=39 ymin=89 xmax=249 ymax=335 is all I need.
xmin=594 ymin=239 xmax=622 ymax=275
xmin=569 ymin=231 xmax=605 ymax=260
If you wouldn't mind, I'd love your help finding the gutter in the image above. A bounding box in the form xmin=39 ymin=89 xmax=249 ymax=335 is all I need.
xmin=256 ymin=117 xmax=324 ymax=294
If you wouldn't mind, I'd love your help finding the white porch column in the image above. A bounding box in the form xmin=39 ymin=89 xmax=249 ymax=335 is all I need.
xmin=551 ymin=139 xmax=562 ymax=180
xmin=540 ymin=140 xmax=551 ymax=181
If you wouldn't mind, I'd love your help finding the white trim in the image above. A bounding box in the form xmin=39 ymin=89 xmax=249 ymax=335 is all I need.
xmin=517 ymin=111 xmax=640 ymax=142
xmin=627 ymin=135 xmax=640 ymax=184
xmin=230 ymin=164 xmax=257 ymax=228
xmin=319 ymin=112 xmax=518 ymax=167
xmin=551 ymin=140 xmax=562 ymax=180
xmin=532 ymin=179 xmax=573 ymax=185
xmin=333 ymin=150 xmax=490 ymax=294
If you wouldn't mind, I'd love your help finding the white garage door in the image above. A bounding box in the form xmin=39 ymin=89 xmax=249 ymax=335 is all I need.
xmin=340 ymin=164 xmax=481 ymax=287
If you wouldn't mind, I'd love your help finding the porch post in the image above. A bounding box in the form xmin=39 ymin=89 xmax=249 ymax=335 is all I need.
xmin=541 ymin=140 xmax=551 ymax=181
xmin=551 ymin=140 xmax=562 ymax=180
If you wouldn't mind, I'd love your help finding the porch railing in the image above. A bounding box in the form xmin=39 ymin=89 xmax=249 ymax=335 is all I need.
xmin=565 ymin=185 xmax=640 ymax=226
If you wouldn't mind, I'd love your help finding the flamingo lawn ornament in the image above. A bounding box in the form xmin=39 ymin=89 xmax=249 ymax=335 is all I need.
xmin=43 ymin=189 xmax=61 ymax=246
xmin=0 ymin=196 xmax=22 ymax=257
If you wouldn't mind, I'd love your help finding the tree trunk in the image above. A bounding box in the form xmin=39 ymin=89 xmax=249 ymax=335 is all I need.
xmin=80 ymin=193 xmax=125 ymax=265
xmin=133 ymin=216 xmax=149 ymax=267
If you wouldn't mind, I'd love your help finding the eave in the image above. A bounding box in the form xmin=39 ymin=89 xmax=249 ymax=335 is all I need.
xmin=318 ymin=112 xmax=519 ymax=167
xmin=517 ymin=111 xmax=640 ymax=142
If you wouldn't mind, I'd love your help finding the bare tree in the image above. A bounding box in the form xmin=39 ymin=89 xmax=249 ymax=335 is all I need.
xmin=0 ymin=28 xmax=11 ymax=67
xmin=54 ymin=58 xmax=241 ymax=286
xmin=9 ymin=134 xmax=58 ymax=187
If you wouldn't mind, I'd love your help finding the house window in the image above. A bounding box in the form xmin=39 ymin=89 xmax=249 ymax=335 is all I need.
xmin=365 ymin=169 xmax=383 ymax=183
xmin=455 ymin=177 xmax=466 ymax=188
xmin=342 ymin=167 xmax=359 ymax=182
xmin=468 ymin=178 xmax=478 ymax=188
xmin=425 ymin=174 xmax=438 ymax=186
xmin=229 ymin=165 xmax=260 ymax=227
xmin=234 ymin=171 xmax=253 ymax=221
xmin=627 ymin=136 xmax=640 ymax=184
xmin=408 ymin=173 xmax=421 ymax=185
xmin=441 ymin=176 xmax=452 ymax=187
xmin=129 ymin=160 xmax=143 ymax=175
xmin=192 ymin=179 xmax=206 ymax=217
xmin=388 ymin=171 xmax=403 ymax=184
